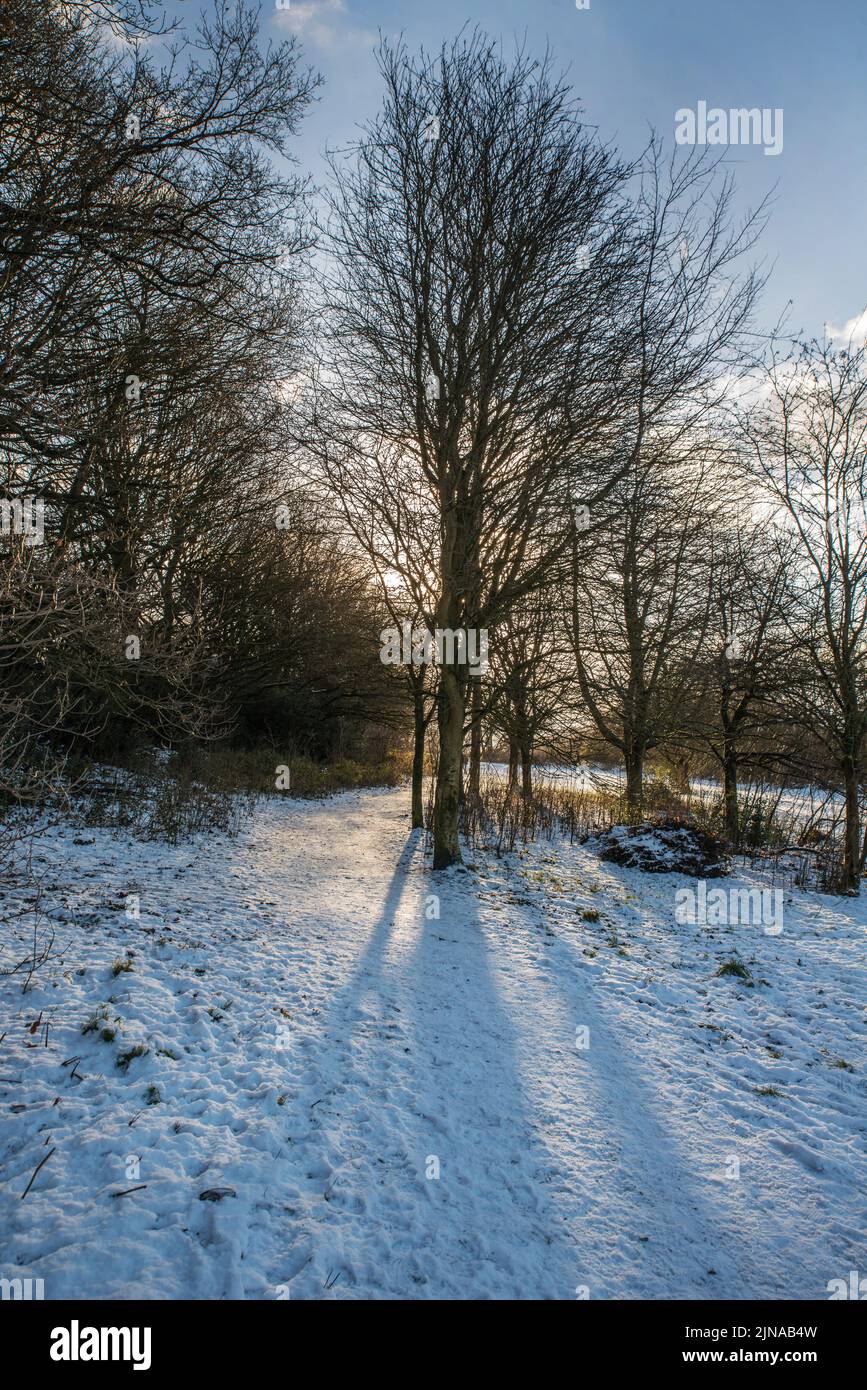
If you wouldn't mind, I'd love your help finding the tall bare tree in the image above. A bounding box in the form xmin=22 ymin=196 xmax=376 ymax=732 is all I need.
xmin=488 ymin=591 xmax=570 ymax=799
xmin=567 ymin=440 xmax=722 ymax=810
xmin=565 ymin=142 xmax=765 ymax=812
xmin=312 ymin=31 xmax=641 ymax=866
xmin=743 ymin=337 xmax=867 ymax=891
xmin=690 ymin=515 xmax=794 ymax=842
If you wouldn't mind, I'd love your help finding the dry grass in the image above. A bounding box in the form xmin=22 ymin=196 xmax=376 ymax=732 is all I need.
xmin=438 ymin=767 xmax=850 ymax=893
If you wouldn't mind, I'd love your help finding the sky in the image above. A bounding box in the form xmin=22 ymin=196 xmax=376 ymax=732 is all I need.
xmin=255 ymin=0 xmax=866 ymax=344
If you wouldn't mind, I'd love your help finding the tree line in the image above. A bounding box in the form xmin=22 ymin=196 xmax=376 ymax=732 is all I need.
xmin=3 ymin=5 xmax=866 ymax=891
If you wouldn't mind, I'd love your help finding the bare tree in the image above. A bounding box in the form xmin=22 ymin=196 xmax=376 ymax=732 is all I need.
xmin=0 ymin=0 xmax=342 ymax=768
xmin=303 ymin=433 xmax=441 ymax=825
xmin=689 ymin=515 xmax=794 ymax=842
xmin=312 ymin=31 xmax=640 ymax=867
xmin=564 ymin=141 xmax=765 ymax=813
xmin=487 ymin=591 xmax=570 ymax=799
xmin=743 ymin=337 xmax=867 ymax=891
xmin=567 ymin=440 xmax=724 ymax=811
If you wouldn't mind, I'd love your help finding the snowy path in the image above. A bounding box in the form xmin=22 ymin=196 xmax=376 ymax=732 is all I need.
xmin=2 ymin=786 xmax=866 ymax=1299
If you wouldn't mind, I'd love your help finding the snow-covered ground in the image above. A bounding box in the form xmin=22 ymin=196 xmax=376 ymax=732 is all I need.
xmin=1 ymin=786 xmax=866 ymax=1299
xmin=484 ymin=760 xmax=842 ymax=832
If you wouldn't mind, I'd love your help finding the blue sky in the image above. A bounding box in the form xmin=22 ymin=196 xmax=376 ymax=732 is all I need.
xmin=262 ymin=0 xmax=866 ymax=341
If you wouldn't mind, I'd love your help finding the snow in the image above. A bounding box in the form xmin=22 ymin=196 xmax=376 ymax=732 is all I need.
xmin=594 ymin=821 xmax=727 ymax=876
xmin=1 ymin=785 xmax=866 ymax=1299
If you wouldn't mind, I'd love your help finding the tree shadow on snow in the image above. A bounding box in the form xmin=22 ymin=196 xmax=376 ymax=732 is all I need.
xmin=276 ymin=830 xmax=584 ymax=1298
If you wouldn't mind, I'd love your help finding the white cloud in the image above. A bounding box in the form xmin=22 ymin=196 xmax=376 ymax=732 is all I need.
xmin=273 ymin=0 xmax=365 ymax=50
xmin=824 ymin=307 xmax=867 ymax=348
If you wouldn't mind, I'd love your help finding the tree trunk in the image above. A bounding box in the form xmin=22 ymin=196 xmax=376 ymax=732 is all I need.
xmin=411 ymin=678 xmax=425 ymax=829
xmin=507 ymin=739 xmax=519 ymax=793
xmin=520 ymin=742 xmax=533 ymax=799
xmin=433 ymin=663 xmax=466 ymax=868
xmin=624 ymin=747 xmax=643 ymax=818
xmin=842 ymin=757 xmax=861 ymax=893
xmin=467 ymin=678 xmax=481 ymax=800
xmin=722 ymin=736 xmax=739 ymax=845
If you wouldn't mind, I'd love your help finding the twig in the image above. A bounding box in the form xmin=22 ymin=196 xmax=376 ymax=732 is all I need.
xmin=20 ymin=1145 xmax=56 ymax=1200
